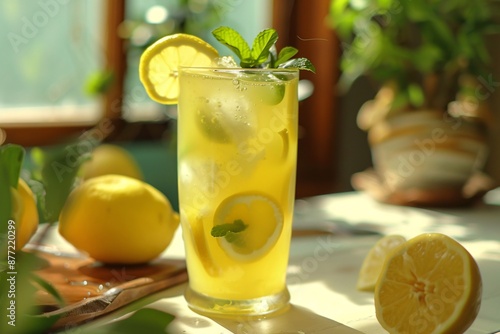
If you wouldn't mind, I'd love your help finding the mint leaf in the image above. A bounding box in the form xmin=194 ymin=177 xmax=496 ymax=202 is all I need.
xmin=275 ymin=46 xmax=299 ymax=67
xmin=224 ymin=231 xmax=245 ymax=247
xmin=211 ymin=219 xmax=247 ymax=238
xmin=212 ymin=26 xmax=252 ymax=63
xmin=212 ymin=26 xmax=315 ymax=72
xmin=251 ymin=29 xmax=279 ymax=66
xmin=279 ymin=58 xmax=316 ymax=73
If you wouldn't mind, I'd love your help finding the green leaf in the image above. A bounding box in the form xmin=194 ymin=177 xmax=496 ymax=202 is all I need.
xmin=350 ymin=0 xmax=370 ymax=10
xmin=212 ymin=26 xmax=315 ymax=72
xmin=275 ymin=46 xmax=299 ymax=67
xmin=84 ymin=70 xmax=115 ymax=96
xmin=268 ymin=44 xmax=278 ymax=68
xmin=31 ymin=274 xmax=65 ymax=307
xmin=42 ymin=145 xmax=80 ymax=223
xmin=240 ymin=57 xmax=260 ymax=68
xmin=406 ymin=0 xmax=433 ymax=22
xmin=428 ymin=17 xmax=455 ymax=50
xmin=224 ymin=231 xmax=246 ymax=247
xmin=84 ymin=308 xmax=175 ymax=334
xmin=39 ymin=142 xmax=89 ymax=223
xmin=211 ymin=219 xmax=247 ymax=238
xmin=0 ymin=144 xmax=25 ymax=189
xmin=330 ymin=0 xmax=350 ymax=18
xmin=278 ymin=58 xmax=316 ymax=73
xmin=29 ymin=147 xmax=45 ymax=181
xmin=414 ymin=44 xmax=443 ymax=72
xmin=0 ymin=163 xmax=12 ymax=253
xmin=377 ymin=0 xmax=394 ymax=10
xmin=392 ymin=91 xmax=410 ymax=110
xmin=407 ymin=84 xmax=425 ymax=108
xmin=0 ymin=253 xmax=60 ymax=334
xmin=330 ymin=9 xmax=359 ymax=38
xmin=251 ymin=29 xmax=279 ymax=65
xmin=0 ymin=144 xmax=24 ymax=246
xmin=212 ymin=26 xmax=252 ymax=63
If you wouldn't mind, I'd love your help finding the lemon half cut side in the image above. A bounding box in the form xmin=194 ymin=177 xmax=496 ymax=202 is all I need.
xmin=139 ymin=33 xmax=219 ymax=104
xmin=213 ymin=193 xmax=284 ymax=262
xmin=375 ymin=233 xmax=482 ymax=334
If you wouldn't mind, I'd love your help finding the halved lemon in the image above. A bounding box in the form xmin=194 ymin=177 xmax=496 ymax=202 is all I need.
xmin=356 ymin=234 xmax=406 ymax=292
xmin=139 ymin=33 xmax=219 ymax=104
xmin=375 ymin=233 xmax=482 ymax=334
xmin=213 ymin=193 xmax=283 ymax=261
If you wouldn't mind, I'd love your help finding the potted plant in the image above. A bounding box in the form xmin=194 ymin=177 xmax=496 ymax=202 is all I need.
xmin=329 ymin=0 xmax=500 ymax=206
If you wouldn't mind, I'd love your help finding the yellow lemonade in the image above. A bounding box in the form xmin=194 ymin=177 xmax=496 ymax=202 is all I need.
xmin=177 ymin=67 xmax=299 ymax=315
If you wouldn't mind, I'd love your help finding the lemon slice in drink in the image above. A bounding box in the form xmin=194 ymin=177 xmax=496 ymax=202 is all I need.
xmin=139 ymin=33 xmax=219 ymax=104
xmin=375 ymin=233 xmax=482 ymax=334
xmin=212 ymin=193 xmax=283 ymax=261
xmin=357 ymin=234 xmax=406 ymax=292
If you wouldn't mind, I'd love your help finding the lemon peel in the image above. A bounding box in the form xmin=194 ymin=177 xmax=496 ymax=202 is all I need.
xmin=80 ymin=144 xmax=143 ymax=180
xmin=59 ymin=175 xmax=179 ymax=264
xmin=139 ymin=33 xmax=219 ymax=104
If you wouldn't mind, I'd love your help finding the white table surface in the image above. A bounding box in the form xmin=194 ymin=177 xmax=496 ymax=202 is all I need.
xmin=41 ymin=189 xmax=500 ymax=333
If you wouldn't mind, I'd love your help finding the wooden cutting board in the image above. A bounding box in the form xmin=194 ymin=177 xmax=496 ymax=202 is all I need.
xmin=34 ymin=252 xmax=187 ymax=330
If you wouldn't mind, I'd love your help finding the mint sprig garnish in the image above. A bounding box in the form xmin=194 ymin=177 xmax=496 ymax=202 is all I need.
xmin=212 ymin=26 xmax=315 ymax=72
xmin=211 ymin=219 xmax=248 ymax=244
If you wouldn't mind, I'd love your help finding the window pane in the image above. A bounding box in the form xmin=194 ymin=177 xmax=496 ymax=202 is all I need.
xmin=0 ymin=0 xmax=104 ymax=124
xmin=122 ymin=0 xmax=271 ymax=121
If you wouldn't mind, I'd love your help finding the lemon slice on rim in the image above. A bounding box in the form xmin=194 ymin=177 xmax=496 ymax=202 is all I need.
xmin=375 ymin=233 xmax=482 ymax=334
xmin=139 ymin=33 xmax=219 ymax=104
xmin=213 ymin=193 xmax=284 ymax=261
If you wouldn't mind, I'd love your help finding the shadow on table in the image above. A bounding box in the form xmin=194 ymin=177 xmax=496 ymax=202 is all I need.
xmin=288 ymin=234 xmax=378 ymax=307
xmin=293 ymin=199 xmax=500 ymax=300
xmin=210 ymin=304 xmax=362 ymax=334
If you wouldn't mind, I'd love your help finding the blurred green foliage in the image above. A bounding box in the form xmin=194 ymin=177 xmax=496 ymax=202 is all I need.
xmin=329 ymin=0 xmax=500 ymax=111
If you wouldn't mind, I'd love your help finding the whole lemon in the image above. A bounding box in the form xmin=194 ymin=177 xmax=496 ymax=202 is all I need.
xmin=10 ymin=179 xmax=39 ymax=250
xmin=58 ymin=174 xmax=179 ymax=264
xmin=80 ymin=144 xmax=143 ymax=180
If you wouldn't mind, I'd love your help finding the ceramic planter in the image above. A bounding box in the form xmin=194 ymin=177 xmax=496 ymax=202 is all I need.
xmin=352 ymin=103 xmax=495 ymax=206
xmin=369 ymin=110 xmax=488 ymax=190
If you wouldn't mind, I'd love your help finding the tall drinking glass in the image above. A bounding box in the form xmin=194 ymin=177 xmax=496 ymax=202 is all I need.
xmin=177 ymin=67 xmax=299 ymax=317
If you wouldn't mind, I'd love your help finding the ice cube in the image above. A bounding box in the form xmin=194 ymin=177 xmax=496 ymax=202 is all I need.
xmin=179 ymin=158 xmax=220 ymax=202
xmin=196 ymin=92 xmax=255 ymax=144
xmin=237 ymin=72 xmax=285 ymax=105
xmin=213 ymin=56 xmax=239 ymax=68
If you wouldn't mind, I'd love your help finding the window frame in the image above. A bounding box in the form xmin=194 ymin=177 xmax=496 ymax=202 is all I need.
xmin=2 ymin=0 xmax=342 ymax=198
xmin=1 ymin=0 xmax=127 ymax=147
xmin=273 ymin=0 xmax=340 ymax=197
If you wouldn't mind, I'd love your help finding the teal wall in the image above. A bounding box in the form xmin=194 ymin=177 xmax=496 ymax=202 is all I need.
xmin=119 ymin=139 xmax=179 ymax=211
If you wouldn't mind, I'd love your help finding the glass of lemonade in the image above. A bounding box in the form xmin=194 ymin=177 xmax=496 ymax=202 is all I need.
xmin=177 ymin=67 xmax=299 ymax=317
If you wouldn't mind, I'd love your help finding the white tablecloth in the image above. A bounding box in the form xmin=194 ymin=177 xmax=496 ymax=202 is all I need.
xmin=42 ymin=189 xmax=500 ymax=333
